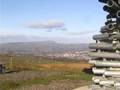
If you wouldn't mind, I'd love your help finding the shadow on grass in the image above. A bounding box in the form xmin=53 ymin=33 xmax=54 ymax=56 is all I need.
xmin=82 ymin=68 xmax=93 ymax=75
xmin=0 ymin=69 xmax=20 ymax=75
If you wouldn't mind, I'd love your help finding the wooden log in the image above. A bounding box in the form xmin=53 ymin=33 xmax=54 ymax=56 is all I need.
xmin=103 ymin=5 xmax=118 ymax=13
xmin=89 ymin=60 xmax=120 ymax=67
xmin=100 ymin=26 xmax=109 ymax=33
xmin=107 ymin=0 xmax=120 ymax=10
xmin=114 ymin=82 xmax=120 ymax=87
xmin=110 ymin=33 xmax=120 ymax=40
xmin=89 ymin=52 xmax=120 ymax=59
xmin=93 ymin=33 xmax=109 ymax=40
xmin=99 ymin=80 xmax=114 ymax=86
xmin=89 ymin=43 xmax=114 ymax=50
xmin=92 ymin=76 xmax=105 ymax=83
xmin=104 ymin=71 xmax=120 ymax=76
xmin=89 ymin=43 xmax=120 ymax=50
xmin=92 ymin=67 xmax=105 ymax=74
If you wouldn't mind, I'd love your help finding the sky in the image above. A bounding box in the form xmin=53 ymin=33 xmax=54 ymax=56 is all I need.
xmin=0 ymin=0 xmax=107 ymax=43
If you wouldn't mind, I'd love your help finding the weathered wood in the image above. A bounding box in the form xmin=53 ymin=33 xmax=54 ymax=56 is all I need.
xmin=92 ymin=67 xmax=105 ymax=74
xmin=100 ymin=26 xmax=109 ymax=33
xmin=89 ymin=52 xmax=120 ymax=59
xmin=93 ymin=33 xmax=109 ymax=40
xmin=89 ymin=43 xmax=114 ymax=50
xmin=89 ymin=60 xmax=120 ymax=67
xmin=92 ymin=76 xmax=105 ymax=83
xmin=109 ymin=33 xmax=120 ymax=40
xmin=107 ymin=0 xmax=120 ymax=10
xmin=90 ymin=0 xmax=120 ymax=89
xmin=99 ymin=80 xmax=114 ymax=86
xmin=104 ymin=71 xmax=120 ymax=76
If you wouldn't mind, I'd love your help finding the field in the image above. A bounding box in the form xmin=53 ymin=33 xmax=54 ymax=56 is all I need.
xmin=0 ymin=55 xmax=92 ymax=90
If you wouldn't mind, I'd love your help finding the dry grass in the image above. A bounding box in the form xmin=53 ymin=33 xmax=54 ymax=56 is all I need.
xmin=0 ymin=55 xmax=92 ymax=71
xmin=0 ymin=55 xmax=92 ymax=90
xmin=38 ymin=63 xmax=91 ymax=71
xmin=11 ymin=62 xmax=91 ymax=71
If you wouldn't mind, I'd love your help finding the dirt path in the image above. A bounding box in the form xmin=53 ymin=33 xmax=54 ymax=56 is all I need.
xmin=73 ymin=86 xmax=91 ymax=90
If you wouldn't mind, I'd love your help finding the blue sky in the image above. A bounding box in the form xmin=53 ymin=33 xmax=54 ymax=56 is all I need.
xmin=0 ymin=0 xmax=107 ymax=43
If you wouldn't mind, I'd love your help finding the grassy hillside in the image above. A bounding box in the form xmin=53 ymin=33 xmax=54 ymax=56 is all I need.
xmin=0 ymin=55 xmax=92 ymax=90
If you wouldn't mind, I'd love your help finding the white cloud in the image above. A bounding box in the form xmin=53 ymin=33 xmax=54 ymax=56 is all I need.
xmin=26 ymin=20 xmax=66 ymax=31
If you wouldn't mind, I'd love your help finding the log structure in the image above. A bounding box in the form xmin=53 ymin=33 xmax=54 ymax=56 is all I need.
xmin=89 ymin=0 xmax=120 ymax=89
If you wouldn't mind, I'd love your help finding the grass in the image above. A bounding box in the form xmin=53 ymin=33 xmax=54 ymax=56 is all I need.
xmin=0 ymin=70 xmax=92 ymax=90
xmin=0 ymin=81 xmax=19 ymax=90
xmin=0 ymin=55 xmax=93 ymax=90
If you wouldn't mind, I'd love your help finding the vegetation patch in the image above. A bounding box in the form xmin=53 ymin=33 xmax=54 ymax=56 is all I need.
xmin=0 ymin=55 xmax=92 ymax=90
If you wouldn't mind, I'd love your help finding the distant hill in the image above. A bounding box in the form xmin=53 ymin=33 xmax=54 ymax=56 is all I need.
xmin=0 ymin=41 xmax=89 ymax=55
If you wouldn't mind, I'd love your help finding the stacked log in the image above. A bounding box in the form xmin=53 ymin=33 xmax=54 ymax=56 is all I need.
xmin=89 ymin=0 xmax=120 ymax=89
